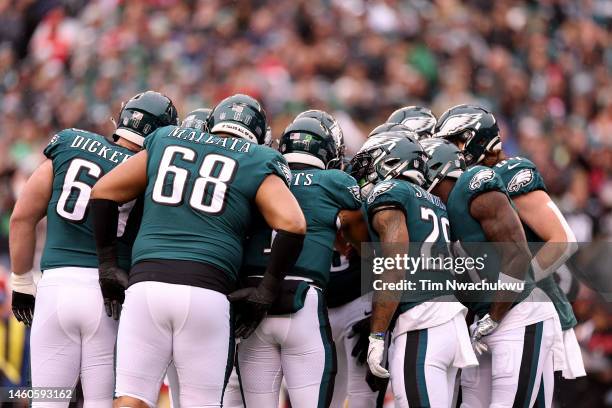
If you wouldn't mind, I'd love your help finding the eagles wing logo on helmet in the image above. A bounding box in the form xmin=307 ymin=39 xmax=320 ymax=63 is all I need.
xmin=402 ymin=117 xmax=436 ymax=132
xmin=438 ymin=113 xmax=483 ymax=136
xmin=360 ymin=134 xmax=403 ymax=152
xmin=367 ymin=181 xmax=397 ymax=205
xmin=276 ymin=161 xmax=292 ymax=185
xmin=507 ymin=169 xmax=533 ymax=193
xmin=469 ymin=169 xmax=496 ymax=190
xmin=421 ymin=138 xmax=445 ymax=157
xmin=347 ymin=185 xmax=362 ymax=203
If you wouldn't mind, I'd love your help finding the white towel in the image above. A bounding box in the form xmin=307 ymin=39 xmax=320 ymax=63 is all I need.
xmin=561 ymin=328 xmax=586 ymax=379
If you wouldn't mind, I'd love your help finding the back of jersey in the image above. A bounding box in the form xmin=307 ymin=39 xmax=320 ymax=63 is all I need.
xmin=366 ymin=180 xmax=452 ymax=309
xmin=447 ymin=166 xmax=533 ymax=315
xmin=131 ymin=125 xmax=291 ymax=283
xmin=242 ymin=168 xmax=361 ymax=288
xmin=41 ymin=129 xmax=138 ymax=271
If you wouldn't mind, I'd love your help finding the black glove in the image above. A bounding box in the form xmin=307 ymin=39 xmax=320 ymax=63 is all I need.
xmin=12 ymin=291 xmax=35 ymax=327
xmin=99 ymin=264 xmax=129 ymax=320
xmin=348 ymin=316 xmax=370 ymax=365
xmin=366 ymin=368 xmax=390 ymax=393
xmin=227 ymin=285 xmax=275 ymax=339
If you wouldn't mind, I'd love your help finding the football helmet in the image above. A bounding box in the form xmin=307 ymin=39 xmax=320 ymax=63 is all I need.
xmin=114 ymin=91 xmax=178 ymax=147
xmin=350 ymin=131 xmax=428 ymax=198
xmin=208 ymin=94 xmax=268 ymax=144
xmin=279 ymin=117 xmax=338 ymax=169
xmin=387 ymin=106 xmax=437 ymax=139
xmin=420 ymin=138 xmax=465 ymax=193
xmin=181 ymin=108 xmax=212 ymax=132
xmin=435 ymin=104 xmax=500 ymax=166
xmin=295 ymin=109 xmax=344 ymax=168
xmin=368 ymin=122 xmax=415 ymax=139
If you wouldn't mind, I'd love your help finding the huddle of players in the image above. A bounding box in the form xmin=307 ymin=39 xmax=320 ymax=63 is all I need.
xmin=7 ymin=88 xmax=582 ymax=408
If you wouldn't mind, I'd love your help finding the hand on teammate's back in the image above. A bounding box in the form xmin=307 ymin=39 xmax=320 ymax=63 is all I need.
xmin=227 ymin=286 xmax=276 ymax=339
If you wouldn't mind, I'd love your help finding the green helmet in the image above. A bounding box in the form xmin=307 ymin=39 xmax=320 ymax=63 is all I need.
xmin=420 ymin=138 xmax=465 ymax=193
xmin=350 ymin=131 xmax=428 ymax=198
xmin=208 ymin=94 xmax=267 ymax=144
xmin=114 ymin=91 xmax=178 ymax=147
xmin=435 ymin=104 xmax=500 ymax=165
xmin=279 ymin=117 xmax=338 ymax=169
xmin=387 ymin=106 xmax=437 ymax=139
xmin=295 ymin=109 xmax=344 ymax=168
xmin=181 ymin=108 xmax=212 ymax=132
xmin=368 ymin=122 xmax=417 ymax=140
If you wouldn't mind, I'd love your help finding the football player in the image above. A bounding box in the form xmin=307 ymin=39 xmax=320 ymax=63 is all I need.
xmin=386 ymin=105 xmax=437 ymax=139
xmin=89 ymin=94 xmax=306 ymax=408
xmin=237 ymin=116 xmax=363 ymax=408
xmin=436 ymin=104 xmax=583 ymax=406
xmin=423 ymin=137 xmax=563 ymax=408
xmin=9 ymin=91 xmax=177 ymax=407
xmin=351 ymin=133 xmax=477 ymax=408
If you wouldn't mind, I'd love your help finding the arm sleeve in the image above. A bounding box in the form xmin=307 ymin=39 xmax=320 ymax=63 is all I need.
xmin=504 ymin=159 xmax=547 ymax=197
xmin=464 ymin=166 xmax=508 ymax=204
xmin=43 ymin=131 xmax=70 ymax=159
xmin=365 ymin=181 xmax=407 ymax=220
xmin=263 ymin=149 xmax=292 ymax=186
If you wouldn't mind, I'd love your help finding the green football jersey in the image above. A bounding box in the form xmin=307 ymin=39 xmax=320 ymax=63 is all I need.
xmin=41 ymin=128 xmax=139 ymax=271
xmin=494 ymin=156 xmax=577 ymax=330
xmin=366 ymin=179 xmax=453 ymax=310
xmin=447 ymin=165 xmax=534 ymax=316
xmin=131 ymin=125 xmax=291 ymax=282
xmin=242 ymin=168 xmax=361 ymax=287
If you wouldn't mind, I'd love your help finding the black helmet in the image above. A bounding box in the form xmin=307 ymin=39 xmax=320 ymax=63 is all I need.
xmin=279 ymin=117 xmax=338 ymax=169
xmin=420 ymin=138 xmax=466 ymax=193
xmin=368 ymin=122 xmax=415 ymax=139
xmin=295 ymin=109 xmax=344 ymax=168
xmin=435 ymin=104 xmax=500 ymax=165
xmin=208 ymin=94 xmax=267 ymax=144
xmin=387 ymin=106 xmax=437 ymax=139
xmin=181 ymin=108 xmax=212 ymax=132
xmin=114 ymin=91 xmax=178 ymax=147
xmin=350 ymin=131 xmax=428 ymax=198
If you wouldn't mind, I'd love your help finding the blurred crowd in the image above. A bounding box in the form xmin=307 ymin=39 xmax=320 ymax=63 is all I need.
xmin=0 ymin=0 xmax=610 ymax=404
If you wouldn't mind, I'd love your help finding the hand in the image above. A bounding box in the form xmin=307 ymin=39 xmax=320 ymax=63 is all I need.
xmin=348 ymin=316 xmax=370 ymax=365
xmin=12 ymin=291 xmax=35 ymax=327
xmin=366 ymin=368 xmax=390 ymax=393
xmin=99 ymin=265 xmax=129 ymax=320
xmin=227 ymin=286 xmax=275 ymax=339
xmin=471 ymin=314 xmax=499 ymax=355
xmin=367 ymin=335 xmax=389 ymax=378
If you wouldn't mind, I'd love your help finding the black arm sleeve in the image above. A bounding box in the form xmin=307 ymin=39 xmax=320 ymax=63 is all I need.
xmin=90 ymin=198 xmax=120 ymax=268
xmin=260 ymin=229 xmax=305 ymax=294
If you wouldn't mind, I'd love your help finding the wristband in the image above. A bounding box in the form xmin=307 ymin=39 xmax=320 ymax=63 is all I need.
xmin=369 ymin=332 xmax=385 ymax=340
xmin=11 ymin=271 xmax=36 ymax=296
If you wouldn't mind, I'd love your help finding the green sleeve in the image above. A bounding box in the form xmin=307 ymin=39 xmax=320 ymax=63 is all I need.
xmin=43 ymin=130 xmax=71 ymax=159
xmin=264 ymin=149 xmax=292 ymax=186
xmin=463 ymin=166 xmax=506 ymax=201
xmin=323 ymin=170 xmax=362 ymax=210
xmin=504 ymin=159 xmax=547 ymax=196
xmin=365 ymin=180 xmax=407 ymax=217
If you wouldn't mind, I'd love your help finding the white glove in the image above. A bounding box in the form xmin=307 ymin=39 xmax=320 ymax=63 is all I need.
xmin=471 ymin=314 xmax=499 ymax=355
xmin=367 ymin=335 xmax=389 ymax=378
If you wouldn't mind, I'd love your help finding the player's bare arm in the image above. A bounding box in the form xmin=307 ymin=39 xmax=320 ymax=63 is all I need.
xmin=91 ymin=150 xmax=148 ymax=203
xmin=10 ymin=159 xmax=53 ymax=275
xmin=370 ymin=207 xmax=409 ymax=334
xmin=470 ymin=190 xmax=531 ymax=322
xmin=513 ymin=190 xmax=577 ymax=281
xmin=228 ymin=174 xmax=306 ymax=339
xmin=9 ymin=159 xmax=53 ymax=326
xmin=338 ymin=209 xmax=369 ymax=254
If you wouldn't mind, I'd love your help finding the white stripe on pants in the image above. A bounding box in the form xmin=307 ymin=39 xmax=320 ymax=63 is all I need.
xmin=30 ymin=267 xmax=117 ymax=408
xmin=115 ymin=281 xmax=232 ymax=407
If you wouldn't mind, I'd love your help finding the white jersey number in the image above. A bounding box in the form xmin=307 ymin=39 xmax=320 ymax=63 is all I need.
xmin=57 ymin=159 xmax=135 ymax=236
xmin=152 ymin=146 xmax=237 ymax=214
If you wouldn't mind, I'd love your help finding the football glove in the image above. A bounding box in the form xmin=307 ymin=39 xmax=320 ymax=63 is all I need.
xmin=471 ymin=314 xmax=499 ymax=355
xmin=227 ymin=285 xmax=275 ymax=339
xmin=348 ymin=316 xmax=370 ymax=365
xmin=366 ymin=368 xmax=390 ymax=393
xmin=99 ymin=265 xmax=129 ymax=320
xmin=367 ymin=335 xmax=390 ymax=378
xmin=11 ymin=271 xmax=36 ymax=327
